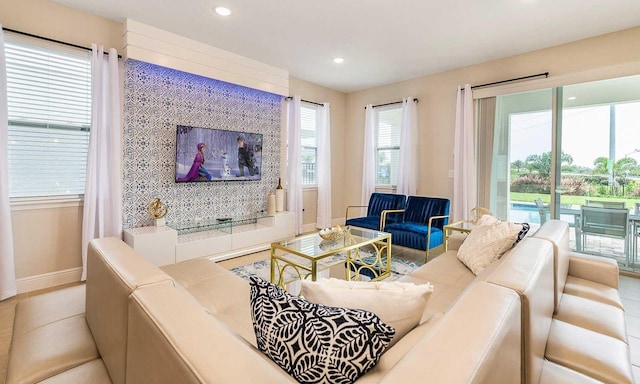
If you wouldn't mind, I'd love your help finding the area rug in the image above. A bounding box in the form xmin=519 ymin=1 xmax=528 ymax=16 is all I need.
xmin=231 ymin=253 xmax=423 ymax=283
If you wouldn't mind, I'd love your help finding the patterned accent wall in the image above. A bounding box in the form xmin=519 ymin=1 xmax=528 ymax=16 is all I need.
xmin=122 ymin=59 xmax=283 ymax=229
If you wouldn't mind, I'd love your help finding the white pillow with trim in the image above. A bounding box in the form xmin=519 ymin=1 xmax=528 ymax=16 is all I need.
xmin=457 ymin=221 xmax=525 ymax=275
xmin=300 ymin=278 xmax=433 ymax=347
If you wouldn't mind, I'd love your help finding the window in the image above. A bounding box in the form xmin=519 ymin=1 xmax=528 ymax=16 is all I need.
xmin=375 ymin=106 xmax=402 ymax=186
xmin=5 ymin=33 xmax=92 ymax=198
xmin=300 ymin=102 xmax=318 ymax=186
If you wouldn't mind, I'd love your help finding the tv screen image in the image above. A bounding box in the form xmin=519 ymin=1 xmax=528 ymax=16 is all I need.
xmin=175 ymin=125 xmax=263 ymax=182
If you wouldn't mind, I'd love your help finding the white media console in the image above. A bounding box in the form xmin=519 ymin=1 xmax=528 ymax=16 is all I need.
xmin=123 ymin=212 xmax=295 ymax=266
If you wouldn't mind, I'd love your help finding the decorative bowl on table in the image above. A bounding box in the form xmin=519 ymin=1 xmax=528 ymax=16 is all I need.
xmin=319 ymin=225 xmax=350 ymax=241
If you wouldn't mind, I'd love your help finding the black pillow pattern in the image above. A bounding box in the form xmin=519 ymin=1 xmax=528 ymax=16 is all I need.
xmin=513 ymin=222 xmax=531 ymax=247
xmin=249 ymin=276 xmax=395 ymax=384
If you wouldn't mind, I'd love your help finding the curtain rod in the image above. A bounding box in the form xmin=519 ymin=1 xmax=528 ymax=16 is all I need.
xmin=285 ymin=96 xmax=325 ymax=107
xmin=468 ymin=72 xmax=549 ymax=90
xmin=364 ymin=98 xmax=419 ymax=109
xmin=2 ymin=27 xmax=122 ymax=58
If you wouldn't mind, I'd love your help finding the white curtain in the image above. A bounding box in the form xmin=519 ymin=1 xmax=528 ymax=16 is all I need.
xmin=81 ymin=45 xmax=122 ymax=280
xmin=397 ymin=97 xmax=418 ymax=196
xmin=0 ymin=25 xmax=17 ymax=301
xmin=361 ymin=105 xmax=376 ymax=205
xmin=316 ymin=103 xmax=332 ymax=229
xmin=286 ymin=96 xmax=303 ymax=235
xmin=453 ymin=84 xmax=477 ymax=221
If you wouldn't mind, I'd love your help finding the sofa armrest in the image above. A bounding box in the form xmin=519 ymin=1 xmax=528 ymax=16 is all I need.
xmin=381 ymin=209 xmax=405 ymax=230
xmin=345 ymin=205 xmax=368 ymax=222
xmin=380 ymin=282 xmax=521 ymax=383
xmin=127 ymin=283 xmax=296 ymax=384
xmin=567 ymin=251 xmax=619 ymax=289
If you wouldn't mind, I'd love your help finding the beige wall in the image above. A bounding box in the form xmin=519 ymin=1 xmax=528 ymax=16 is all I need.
xmin=343 ymin=27 xmax=640 ymax=216
xmin=289 ymin=77 xmax=347 ymax=228
xmin=11 ymin=207 xmax=83 ymax=277
xmin=0 ymin=0 xmax=122 ymax=51
xmin=1 ymin=0 xmax=123 ymax=280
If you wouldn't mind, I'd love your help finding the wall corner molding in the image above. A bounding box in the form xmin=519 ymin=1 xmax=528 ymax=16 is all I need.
xmin=123 ymin=19 xmax=289 ymax=96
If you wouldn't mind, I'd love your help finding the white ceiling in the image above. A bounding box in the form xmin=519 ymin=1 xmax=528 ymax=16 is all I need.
xmin=53 ymin=0 xmax=640 ymax=93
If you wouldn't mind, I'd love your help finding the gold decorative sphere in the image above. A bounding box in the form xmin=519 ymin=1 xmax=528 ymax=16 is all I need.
xmin=147 ymin=198 xmax=168 ymax=219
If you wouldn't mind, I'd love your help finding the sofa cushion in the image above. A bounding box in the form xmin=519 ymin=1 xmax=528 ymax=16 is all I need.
xmin=398 ymin=251 xmax=476 ymax=317
xmin=563 ymin=275 xmax=624 ymax=309
xmin=37 ymin=359 xmax=112 ymax=384
xmin=539 ymin=360 xmax=604 ymax=384
xmin=345 ymin=216 xmax=383 ymax=231
xmin=457 ymin=221 xmax=528 ymax=275
xmin=356 ymin=313 xmax=444 ymax=383
xmin=384 ymin=225 xmax=443 ymax=251
xmin=554 ymin=293 xmax=627 ymax=342
xmin=249 ymin=276 xmax=394 ymax=384
xmin=300 ymin=278 xmax=433 ymax=346
xmin=11 ymin=284 xmax=86 ymax=338
xmin=5 ymin=313 xmax=100 ymax=384
xmin=545 ymin=319 xmax=634 ymax=384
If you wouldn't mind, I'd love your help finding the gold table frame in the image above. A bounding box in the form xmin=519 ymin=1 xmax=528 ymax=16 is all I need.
xmin=270 ymin=227 xmax=392 ymax=291
xmin=443 ymin=220 xmax=475 ymax=251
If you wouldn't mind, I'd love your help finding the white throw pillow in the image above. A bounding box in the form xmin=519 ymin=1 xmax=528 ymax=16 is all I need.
xmin=457 ymin=221 xmax=526 ymax=275
xmin=300 ymin=278 xmax=433 ymax=347
xmin=475 ymin=214 xmax=500 ymax=226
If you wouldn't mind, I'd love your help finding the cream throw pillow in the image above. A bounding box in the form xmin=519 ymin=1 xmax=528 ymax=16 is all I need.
xmin=300 ymin=278 xmax=433 ymax=347
xmin=457 ymin=221 xmax=524 ymax=275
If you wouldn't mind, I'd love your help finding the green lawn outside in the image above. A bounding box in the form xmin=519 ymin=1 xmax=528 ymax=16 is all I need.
xmin=510 ymin=192 xmax=640 ymax=207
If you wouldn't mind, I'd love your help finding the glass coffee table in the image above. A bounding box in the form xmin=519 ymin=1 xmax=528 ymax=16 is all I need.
xmin=270 ymin=227 xmax=392 ymax=292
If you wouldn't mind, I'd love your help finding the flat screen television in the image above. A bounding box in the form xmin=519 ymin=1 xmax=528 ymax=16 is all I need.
xmin=175 ymin=125 xmax=263 ymax=182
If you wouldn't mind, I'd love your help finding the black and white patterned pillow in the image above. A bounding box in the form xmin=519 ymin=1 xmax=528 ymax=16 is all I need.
xmin=249 ymin=276 xmax=395 ymax=384
xmin=513 ymin=222 xmax=531 ymax=247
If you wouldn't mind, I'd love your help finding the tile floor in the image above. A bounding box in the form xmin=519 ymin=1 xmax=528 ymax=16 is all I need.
xmin=620 ymin=274 xmax=640 ymax=381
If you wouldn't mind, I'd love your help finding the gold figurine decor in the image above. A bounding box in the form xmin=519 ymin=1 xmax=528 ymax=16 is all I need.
xmin=147 ymin=198 xmax=168 ymax=227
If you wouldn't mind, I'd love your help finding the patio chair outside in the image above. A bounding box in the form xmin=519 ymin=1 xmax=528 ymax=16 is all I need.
xmin=585 ymin=199 xmax=626 ymax=209
xmin=534 ymin=198 xmax=550 ymax=225
xmin=580 ymin=206 xmax=629 ymax=265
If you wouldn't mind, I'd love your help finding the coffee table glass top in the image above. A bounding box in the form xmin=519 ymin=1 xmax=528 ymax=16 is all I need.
xmin=272 ymin=227 xmax=389 ymax=260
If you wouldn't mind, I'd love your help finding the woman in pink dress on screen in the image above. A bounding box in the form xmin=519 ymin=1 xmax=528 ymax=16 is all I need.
xmin=177 ymin=142 xmax=212 ymax=181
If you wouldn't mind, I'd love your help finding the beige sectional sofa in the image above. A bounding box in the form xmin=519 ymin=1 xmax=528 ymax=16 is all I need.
xmin=4 ymin=220 xmax=633 ymax=383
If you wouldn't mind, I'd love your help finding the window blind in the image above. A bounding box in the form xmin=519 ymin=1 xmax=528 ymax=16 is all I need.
xmin=376 ymin=106 xmax=402 ymax=186
xmin=5 ymin=35 xmax=92 ymax=198
xmin=300 ymin=103 xmax=318 ymax=185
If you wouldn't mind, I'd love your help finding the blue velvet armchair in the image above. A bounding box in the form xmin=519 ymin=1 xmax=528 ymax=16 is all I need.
xmin=345 ymin=193 xmax=406 ymax=231
xmin=382 ymin=196 xmax=450 ymax=263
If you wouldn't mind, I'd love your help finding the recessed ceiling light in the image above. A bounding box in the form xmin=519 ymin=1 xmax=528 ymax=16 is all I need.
xmin=214 ymin=6 xmax=231 ymax=16
xmin=567 ymin=96 xmax=577 ymax=100
xmin=333 ymin=57 xmax=344 ymax=64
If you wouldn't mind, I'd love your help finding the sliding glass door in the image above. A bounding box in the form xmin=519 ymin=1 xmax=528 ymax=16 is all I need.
xmin=486 ymin=88 xmax=552 ymax=224
xmin=484 ymin=75 xmax=640 ymax=271
xmin=557 ymin=77 xmax=640 ymax=269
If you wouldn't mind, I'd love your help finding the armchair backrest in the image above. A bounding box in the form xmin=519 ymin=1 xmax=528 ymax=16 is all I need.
xmin=367 ymin=193 xmax=406 ymax=217
xmin=585 ymin=199 xmax=626 ymax=209
xmin=580 ymin=206 xmax=629 ymax=238
xmin=404 ymin=196 xmax=450 ymax=229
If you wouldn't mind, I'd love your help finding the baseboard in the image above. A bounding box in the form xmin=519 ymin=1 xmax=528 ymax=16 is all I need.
xmin=16 ymin=267 xmax=83 ymax=294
